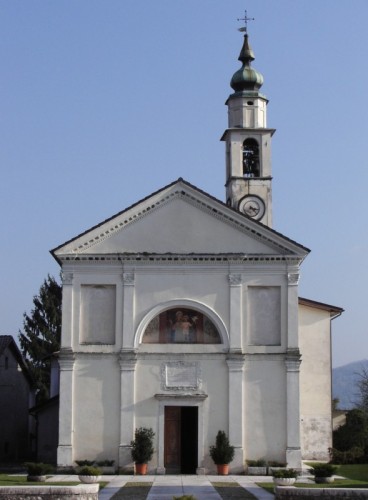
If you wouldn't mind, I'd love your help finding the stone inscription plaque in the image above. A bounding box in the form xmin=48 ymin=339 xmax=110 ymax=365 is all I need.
xmin=162 ymin=362 xmax=199 ymax=391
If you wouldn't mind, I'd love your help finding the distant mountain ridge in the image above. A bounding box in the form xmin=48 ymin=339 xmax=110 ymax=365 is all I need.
xmin=332 ymin=359 xmax=368 ymax=410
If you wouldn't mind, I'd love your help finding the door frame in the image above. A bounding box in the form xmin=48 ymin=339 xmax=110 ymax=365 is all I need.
xmin=155 ymin=394 xmax=207 ymax=475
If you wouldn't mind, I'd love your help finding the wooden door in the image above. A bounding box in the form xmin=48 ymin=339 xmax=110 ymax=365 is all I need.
xmin=164 ymin=406 xmax=181 ymax=473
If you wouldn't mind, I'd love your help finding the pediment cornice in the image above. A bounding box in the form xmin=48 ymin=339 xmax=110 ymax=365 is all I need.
xmin=52 ymin=179 xmax=309 ymax=260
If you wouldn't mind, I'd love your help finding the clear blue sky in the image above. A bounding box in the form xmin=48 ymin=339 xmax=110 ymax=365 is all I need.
xmin=1 ymin=0 xmax=367 ymax=368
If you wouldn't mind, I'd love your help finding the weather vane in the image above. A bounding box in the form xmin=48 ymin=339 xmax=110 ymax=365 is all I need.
xmin=237 ymin=10 xmax=254 ymax=33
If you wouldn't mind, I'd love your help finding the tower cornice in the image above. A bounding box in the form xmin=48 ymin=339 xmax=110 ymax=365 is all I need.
xmin=220 ymin=128 xmax=276 ymax=141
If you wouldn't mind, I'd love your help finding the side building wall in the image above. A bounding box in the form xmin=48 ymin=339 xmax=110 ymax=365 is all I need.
xmin=299 ymin=304 xmax=332 ymax=461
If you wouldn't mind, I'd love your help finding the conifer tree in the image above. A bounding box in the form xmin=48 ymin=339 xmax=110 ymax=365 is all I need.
xmin=19 ymin=275 xmax=62 ymax=403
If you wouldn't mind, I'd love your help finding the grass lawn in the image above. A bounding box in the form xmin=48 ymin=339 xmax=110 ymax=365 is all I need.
xmin=110 ymin=482 xmax=153 ymax=499
xmin=338 ymin=464 xmax=368 ymax=482
xmin=0 ymin=474 xmax=98 ymax=487
xmin=258 ymin=464 xmax=368 ymax=494
xmin=211 ymin=481 xmax=257 ymax=499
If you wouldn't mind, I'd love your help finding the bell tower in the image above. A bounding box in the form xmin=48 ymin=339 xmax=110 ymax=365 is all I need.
xmin=221 ymin=22 xmax=275 ymax=227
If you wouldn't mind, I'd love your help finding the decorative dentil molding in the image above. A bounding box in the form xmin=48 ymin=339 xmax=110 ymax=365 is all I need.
xmin=69 ymin=188 xmax=299 ymax=256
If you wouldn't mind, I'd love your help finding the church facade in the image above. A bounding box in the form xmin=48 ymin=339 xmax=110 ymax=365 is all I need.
xmin=52 ymin=30 xmax=342 ymax=473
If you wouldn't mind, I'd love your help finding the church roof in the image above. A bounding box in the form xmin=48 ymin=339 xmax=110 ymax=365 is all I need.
xmin=51 ymin=177 xmax=310 ymax=262
xmin=299 ymin=297 xmax=344 ymax=319
xmin=0 ymin=335 xmax=34 ymax=385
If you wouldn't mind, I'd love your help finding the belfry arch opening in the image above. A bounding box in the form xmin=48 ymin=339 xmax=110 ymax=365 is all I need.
xmin=242 ymin=138 xmax=260 ymax=177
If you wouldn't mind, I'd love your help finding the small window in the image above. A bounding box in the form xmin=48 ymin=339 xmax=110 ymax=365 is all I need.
xmin=242 ymin=139 xmax=260 ymax=177
xmin=142 ymin=307 xmax=221 ymax=344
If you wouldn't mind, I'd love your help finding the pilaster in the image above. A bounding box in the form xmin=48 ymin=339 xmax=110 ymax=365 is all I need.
xmin=228 ymin=273 xmax=242 ymax=352
xmin=57 ymin=347 xmax=75 ymax=466
xmin=285 ymin=349 xmax=302 ymax=468
xmin=287 ymin=271 xmax=300 ymax=349
xmin=60 ymin=271 xmax=73 ymax=348
xmin=122 ymin=272 xmax=135 ymax=348
xmin=118 ymin=349 xmax=137 ymax=472
xmin=226 ymin=353 xmax=245 ymax=473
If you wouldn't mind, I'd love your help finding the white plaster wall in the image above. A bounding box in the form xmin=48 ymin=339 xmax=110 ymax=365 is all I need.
xmin=73 ymin=355 xmax=120 ymax=463
xmin=244 ymin=357 xmax=286 ymax=462
xmin=134 ymin=270 xmax=229 ymax=348
xmin=299 ymin=305 xmax=332 ymax=460
xmin=134 ymin=356 xmax=228 ymax=471
xmin=59 ymin=258 xmax=297 ymax=467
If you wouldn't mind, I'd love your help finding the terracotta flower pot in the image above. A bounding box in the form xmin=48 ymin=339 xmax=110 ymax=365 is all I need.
xmin=217 ymin=464 xmax=229 ymax=475
xmin=135 ymin=463 xmax=147 ymax=475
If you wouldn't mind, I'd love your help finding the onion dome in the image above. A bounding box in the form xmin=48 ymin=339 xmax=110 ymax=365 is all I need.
xmin=230 ymin=34 xmax=263 ymax=92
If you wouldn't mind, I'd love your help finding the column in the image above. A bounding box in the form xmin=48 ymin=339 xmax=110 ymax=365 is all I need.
xmin=122 ymin=271 xmax=135 ymax=347
xmin=287 ymin=271 xmax=300 ymax=348
xmin=57 ymin=271 xmax=75 ymax=467
xmin=57 ymin=348 xmax=75 ymax=466
xmin=226 ymin=353 xmax=245 ymax=473
xmin=285 ymin=351 xmax=302 ymax=468
xmin=228 ymin=273 xmax=242 ymax=352
xmin=118 ymin=349 xmax=137 ymax=472
xmin=285 ymin=270 xmax=302 ymax=468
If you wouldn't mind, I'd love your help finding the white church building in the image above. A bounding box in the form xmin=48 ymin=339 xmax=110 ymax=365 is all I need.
xmin=52 ymin=29 xmax=343 ymax=474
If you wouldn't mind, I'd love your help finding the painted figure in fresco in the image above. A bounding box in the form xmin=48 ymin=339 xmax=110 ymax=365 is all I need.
xmin=169 ymin=310 xmax=197 ymax=342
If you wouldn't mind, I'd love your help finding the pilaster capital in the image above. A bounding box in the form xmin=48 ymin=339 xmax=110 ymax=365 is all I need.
xmin=228 ymin=274 xmax=242 ymax=286
xmin=226 ymin=353 xmax=245 ymax=372
xmin=122 ymin=272 xmax=135 ymax=286
xmin=285 ymin=348 xmax=302 ymax=372
xmin=58 ymin=348 xmax=75 ymax=370
xmin=287 ymin=273 xmax=300 ymax=286
xmin=61 ymin=272 xmax=73 ymax=285
xmin=119 ymin=349 xmax=137 ymax=371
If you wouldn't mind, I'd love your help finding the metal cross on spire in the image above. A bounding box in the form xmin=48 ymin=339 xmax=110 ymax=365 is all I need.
xmin=237 ymin=10 xmax=254 ymax=33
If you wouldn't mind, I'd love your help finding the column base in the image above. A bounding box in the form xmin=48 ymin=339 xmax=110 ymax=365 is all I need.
xmin=156 ymin=467 xmax=166 ymax=475
xmin=57 ymin=445 xmax=73 ymax=467
xmin=230 ymin=447 xmax=245 ymax=474
xmin=119 ymin=444 xmax=134 ymax=472
xmin=286 ymin=447 xmax=302 ymax=469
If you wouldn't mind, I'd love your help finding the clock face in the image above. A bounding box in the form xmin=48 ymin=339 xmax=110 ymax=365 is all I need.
xmin=239 ymin=195 xmax=265 ymax=221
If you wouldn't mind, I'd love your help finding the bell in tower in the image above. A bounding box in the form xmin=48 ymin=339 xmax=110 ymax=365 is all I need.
xmin=221 ymin=18 xmax=275 ymax=227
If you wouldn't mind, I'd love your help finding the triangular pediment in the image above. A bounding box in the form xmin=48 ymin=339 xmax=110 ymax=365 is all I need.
xmin=52 ymin=179 xmax=309 ymax=260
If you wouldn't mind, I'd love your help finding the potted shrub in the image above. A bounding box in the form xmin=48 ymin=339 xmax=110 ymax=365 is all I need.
xmin=77 ymin=465 xmax=102 ymax=484
xmin=131 ymin=427 xmax=155 ymax=475
xmin=246 ymin=459 xmax=267 ymax=475
xmin=209 ymin=430 xmax=235 ymax=475
xmin=309 ymin=463 xmax=338 ymax=483
xmin=272 ymin=468 xmax=299 ymax=486
xmin=24 ymin=462 xmax=53 ymax=482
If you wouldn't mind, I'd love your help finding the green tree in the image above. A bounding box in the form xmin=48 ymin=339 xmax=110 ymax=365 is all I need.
xmin=333 ymin=409 xmax=368 ymax=452
xmin=357 ymin=367 xmax=368 ymax=414
xmin=19 ymin=275 xmax=62 ymax=403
